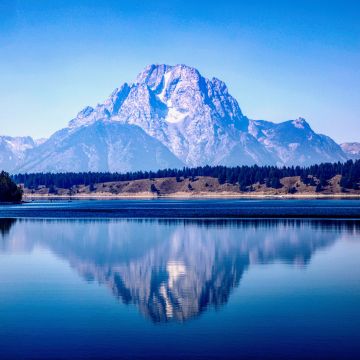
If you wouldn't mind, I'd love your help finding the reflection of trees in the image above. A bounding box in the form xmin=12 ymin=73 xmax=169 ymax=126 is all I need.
xmin=0 ymin=218 xmax=16 ymax=237
xmin=1 ymin=219 xmax=359 ymax=322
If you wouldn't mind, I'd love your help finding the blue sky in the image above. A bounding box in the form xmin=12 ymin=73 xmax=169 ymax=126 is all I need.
xmin=0 ymin=0 xmax=359 ymax=142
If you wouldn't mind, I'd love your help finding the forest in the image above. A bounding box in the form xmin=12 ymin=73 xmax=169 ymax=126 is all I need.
xmin=11 ymin=160 xmax=360 ymax=192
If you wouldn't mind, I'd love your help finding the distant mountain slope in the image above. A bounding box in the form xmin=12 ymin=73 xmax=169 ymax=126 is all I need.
xmin=0 ymin=64 xmax=354 ymax=173
xmin=0 ymin=136 xmax=36 ymax=172
xmin=249 ymin=118 xmax=347 ymax=165
xmin=340 ymin=142 xmax=360 ymax=160
xmin=17 ymin=121 xmax=183 ymax=173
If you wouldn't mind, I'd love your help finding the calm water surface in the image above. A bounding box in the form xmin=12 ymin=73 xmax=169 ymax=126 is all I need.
xmin=0 ymin=200 xmax=360 ymax=359
xmin=1 ymin=198 xmax=360 ymax=218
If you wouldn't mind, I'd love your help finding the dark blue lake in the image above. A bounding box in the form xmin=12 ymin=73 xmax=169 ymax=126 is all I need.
xmin=1 ymin=200 xmax=360 ymax=359
xmin=1 ymin=198 xmax=360 ymax=218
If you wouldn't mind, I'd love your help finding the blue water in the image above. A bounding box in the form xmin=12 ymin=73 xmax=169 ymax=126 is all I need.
xmin=1 ymin=198 xmax=360 ymax=218
xmin=0 ymin=200 xmax=360 ymax=359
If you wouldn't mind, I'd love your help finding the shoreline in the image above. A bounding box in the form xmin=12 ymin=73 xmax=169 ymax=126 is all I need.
xmin=23 ymin=192 xmax=360 ymax=200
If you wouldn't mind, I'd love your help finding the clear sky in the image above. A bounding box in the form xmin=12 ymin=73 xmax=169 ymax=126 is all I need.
xmin=0 ymin=0 xmax=359 ymax=143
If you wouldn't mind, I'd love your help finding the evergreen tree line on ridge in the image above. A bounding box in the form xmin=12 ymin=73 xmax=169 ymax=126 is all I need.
xmin=11 ymin=159 xmax=360 ymax=192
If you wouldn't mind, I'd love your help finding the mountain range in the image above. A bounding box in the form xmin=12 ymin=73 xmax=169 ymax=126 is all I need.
xmin=0 ymin=64 xmax=357 ymax=173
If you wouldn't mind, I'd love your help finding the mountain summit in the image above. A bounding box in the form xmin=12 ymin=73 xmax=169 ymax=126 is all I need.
xmin=68 ymin=64 xmax=257 ymax=167
xmin=1 ymin=64 xmax=349 ymax=173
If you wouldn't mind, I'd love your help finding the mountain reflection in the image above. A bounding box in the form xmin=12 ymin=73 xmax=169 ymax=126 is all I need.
xmin=1 ymin=218 xmax=359 ymax=322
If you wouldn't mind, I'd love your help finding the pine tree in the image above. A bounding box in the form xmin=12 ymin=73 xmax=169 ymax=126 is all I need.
xmin=0 ymin=171 xmax=23 ymax=202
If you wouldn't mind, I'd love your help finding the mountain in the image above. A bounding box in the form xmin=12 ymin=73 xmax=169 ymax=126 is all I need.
xmin=340 ymin=142 xmax=360 ymax=160
xmin=0 ymin=136 xmax=36 ymax=172
xmin=18 ymin=121 xmax=183 ymax=173
xmin=69 ymin=64 xmax=271 ymax=167
xmin=249 ymin=118 xmax=347 ymax=165
xmin=0 ymin=64 xmax=353 ymax=173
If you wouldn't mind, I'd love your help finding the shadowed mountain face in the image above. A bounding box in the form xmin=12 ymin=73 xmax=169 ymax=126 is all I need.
xmin=1 ymin=218 xmax=358 ymax=322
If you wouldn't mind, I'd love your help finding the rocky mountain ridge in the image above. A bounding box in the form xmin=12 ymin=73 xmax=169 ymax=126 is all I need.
xmin=0 ymin=64 xmax=353 ymax=173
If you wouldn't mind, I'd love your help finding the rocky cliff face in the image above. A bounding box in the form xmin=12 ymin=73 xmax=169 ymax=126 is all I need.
xmin=1 ymin=64 xmax=352 ymax=172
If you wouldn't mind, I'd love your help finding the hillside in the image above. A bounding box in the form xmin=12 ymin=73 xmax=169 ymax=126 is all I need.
xmin=20 ymin=174 xmax=360 ymax=198
xmin=14 ymin=160 xmax=359 ymax=198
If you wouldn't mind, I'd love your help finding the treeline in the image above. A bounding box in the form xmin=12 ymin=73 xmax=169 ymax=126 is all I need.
xmin=0 ymin=171 xmax=23 ymax=202
xmin=12 ymin=159 xmax=360 ymax=192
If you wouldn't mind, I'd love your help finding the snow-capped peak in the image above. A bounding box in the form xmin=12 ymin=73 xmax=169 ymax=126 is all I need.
xmin=4 ymin=63 xmax=346 ymax=174
xmin=60 ymin=64 xmax=251 ymax=166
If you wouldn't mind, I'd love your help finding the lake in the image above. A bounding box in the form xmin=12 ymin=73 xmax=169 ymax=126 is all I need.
xmin=1 ymin=200 xmax=360 ymax=359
